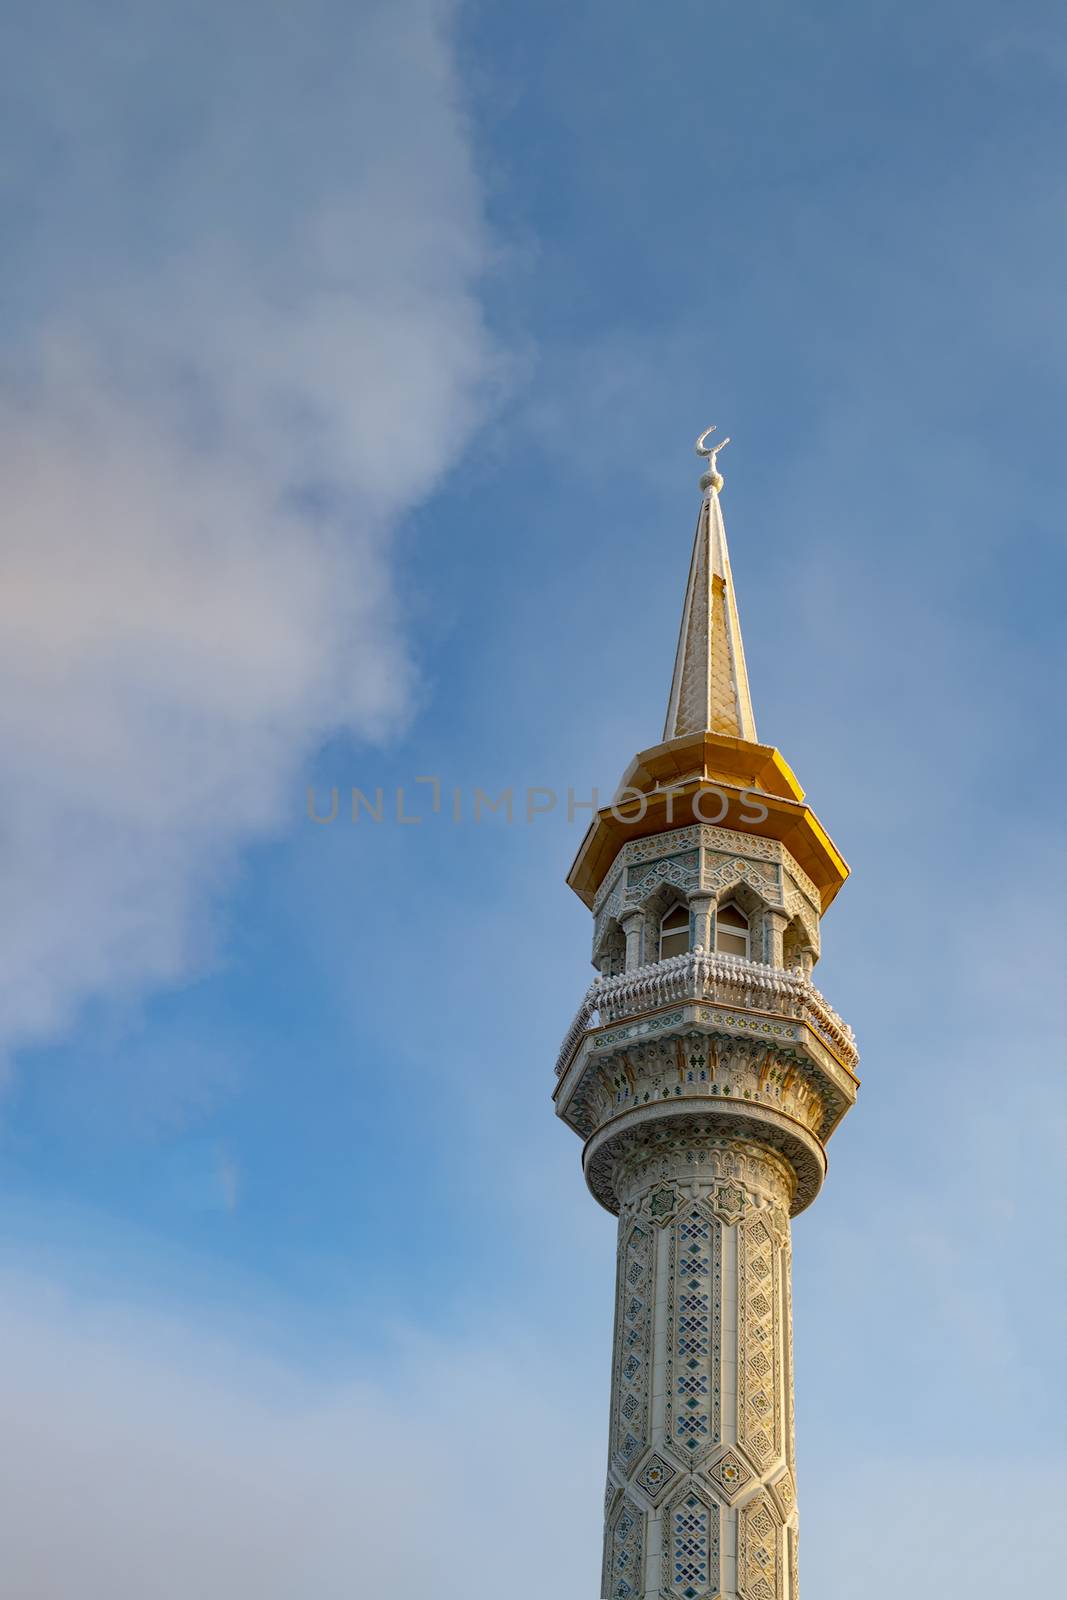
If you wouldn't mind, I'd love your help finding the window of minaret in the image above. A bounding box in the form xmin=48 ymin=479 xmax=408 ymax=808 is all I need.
xmin=659 ymin=902 xmax=690 ymax=960
xmin=715 ymin=901 xmax=750 ymax=958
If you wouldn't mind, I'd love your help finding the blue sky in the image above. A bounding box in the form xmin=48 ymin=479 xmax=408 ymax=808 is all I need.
xmin=1 ymin=1 xmax=1065 ymax=1593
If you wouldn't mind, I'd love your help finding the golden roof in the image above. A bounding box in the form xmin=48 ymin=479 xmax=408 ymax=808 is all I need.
xmin=568 ymin=447 xmax=849 ymax=912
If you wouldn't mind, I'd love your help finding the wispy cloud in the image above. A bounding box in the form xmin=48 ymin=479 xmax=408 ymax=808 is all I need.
xmin=0 ymin=1271 xmax=601 ymax=1600
xmin=0 ymin=0 xmax=496 ymax=1062
xmin=1 ymin=1265 xmax=1063 ymax=1599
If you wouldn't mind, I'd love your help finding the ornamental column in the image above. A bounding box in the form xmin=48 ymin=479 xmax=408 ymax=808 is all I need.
xmin=621 ymin=907 xmax=646 ymax=972
xmin=688 ymin=894 xmax=715 ymax=955
xmin=763 ymin=909 xmax=789 ymax=970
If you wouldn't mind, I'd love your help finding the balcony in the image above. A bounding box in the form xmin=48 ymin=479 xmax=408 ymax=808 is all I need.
xmin=555 ymin=949 xmax=857 ymax=1080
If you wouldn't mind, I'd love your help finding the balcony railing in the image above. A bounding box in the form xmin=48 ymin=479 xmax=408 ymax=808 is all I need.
xmin=555 ymin=949 xmax=858 ymax=1079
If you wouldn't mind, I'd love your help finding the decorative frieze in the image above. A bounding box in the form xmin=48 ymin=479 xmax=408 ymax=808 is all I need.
xmin=564 ymin=1024 xmax=838 ymax=1155
xmin=591 ymin=826 xmax=822 ymax=972
xmin=625 ymin=849 xmax=701 ymax=904
xmin=617 ymin=1135 xmax=796 ymax=1216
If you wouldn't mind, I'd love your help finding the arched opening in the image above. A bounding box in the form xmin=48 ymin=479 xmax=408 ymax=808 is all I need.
xmin=782 ymin=915 xmax=815 ymax=974
xmin=595 ymin=919 xmax=626 ymax=978
xmin=715 ymin=901 xmax=750 ymax=959
xmin=659 ymin=902 xmax=690 ymax=961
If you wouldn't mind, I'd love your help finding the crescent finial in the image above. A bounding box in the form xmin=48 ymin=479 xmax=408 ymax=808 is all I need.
xmin=695 ymin=425 xmax=731 ymax=491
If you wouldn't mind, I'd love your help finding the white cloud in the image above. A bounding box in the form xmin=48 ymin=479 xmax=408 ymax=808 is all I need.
xmin=0 ymin=1274 xmax=601 ymax=1600
xmin=1 ymin=1269 xmax=1063 ymax=1600
xmin=0 ymin=0 xmax=495 ymax=1059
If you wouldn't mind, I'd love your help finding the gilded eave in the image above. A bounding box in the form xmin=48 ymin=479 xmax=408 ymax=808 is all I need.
xmin=569 ymin=732 xmax=849 ymax=914
xmin=618 ymin=731 xmax=805 ymax=804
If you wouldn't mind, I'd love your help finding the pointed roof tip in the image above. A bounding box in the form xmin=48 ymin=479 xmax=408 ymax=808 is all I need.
xmin=662 ymin=431 xmax=758 ymax=745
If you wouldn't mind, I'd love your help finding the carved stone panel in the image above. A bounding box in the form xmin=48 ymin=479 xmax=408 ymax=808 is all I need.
xmin=611 ymin=1219 xmax=655 ymax=1474
xmin=738 ymin=1213 xmax=783 ymax=1469
xmin=662 ymin=1482 xmax=721 ymax=1600
xmin=738 ymin=1491 xmax=784 ymax=1600
xmin=664 ymin=1203 xmax=722 ymax=1466
xmin=603 ymin=1493 xmax=645 ymax=1600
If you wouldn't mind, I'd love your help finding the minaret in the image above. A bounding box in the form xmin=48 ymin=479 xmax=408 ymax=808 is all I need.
xmin=554 ymin=431 xmax=859 ymax=1600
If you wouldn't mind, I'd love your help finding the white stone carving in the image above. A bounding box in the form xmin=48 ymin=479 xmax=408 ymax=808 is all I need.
xmin=555 ymin=951 xmax=856 ymax=1079
xmin=597 ymin=1142 xmax=798 ymax=1600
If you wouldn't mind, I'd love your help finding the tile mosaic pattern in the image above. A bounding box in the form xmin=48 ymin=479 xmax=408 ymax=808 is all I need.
xmin=738 ymin=1490 xmax=783 ymax=1600
xmin=603 ymin=1495 xmax=644 ymax=1600
xmin=704 ymin=1446 xmax=753 ymax=1500
xmin=663 ymin=1484 xmax=720 ymax=1600
xmin=636 ymin=1452 xmax=677 ymax=1502
xmin=665 ymin=1205 xmax=722 ymax=1465
xmin=738 ymin=1213 xmax=782 ymax=1469
xmin=610 ymin=1221 xmax=654 ymax=1473
xmin=597 ymin=1155 xmax=799 ymax=1600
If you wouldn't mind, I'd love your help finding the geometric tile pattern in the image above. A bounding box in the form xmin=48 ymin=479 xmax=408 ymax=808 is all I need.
xmin=704 ymin=1446 xmax=754 ymax=1501
xmin=597 ymin=1158 xmax=805 ymax=1600
xmin=782 ymin=1238 xmax=797 ymax=1479
xmin=603 ymin=1495 xmax=644 ymax=1600
xmin=648 ymin=1186 xmax=678 ymax=1225
xmin=710 ymin=1182 xmax=747 ymax=1224
xmin=625 ymin=850 xmax=701 ymax=906
xmin=738 ymin=1213 xmax=781 ymax=1469
xmin=611 ymin=1220 xmax=655 ymax=1473
xmin=662 ymin=1484 xmax=720 ymax=1600
xmin=636 ymin=1452 xmax=677 ymax=1503
xmin=770 ymin=1467 xmax=795 ymax=1518
xmin=665 ymin=1204 xmax=722 ymax=1465
xmin=738 ymin=1490 xmax=782 ymax=1600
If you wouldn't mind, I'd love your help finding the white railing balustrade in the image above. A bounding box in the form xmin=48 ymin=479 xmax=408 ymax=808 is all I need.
xmin=554 ymin=949 xmax=857 ymax=1079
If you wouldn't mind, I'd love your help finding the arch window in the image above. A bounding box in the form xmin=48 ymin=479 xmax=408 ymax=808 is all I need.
xmin=659 ymin=903 xmax=690 ymax=961
xmin=715 ymin=901 xmax=750 ymax=959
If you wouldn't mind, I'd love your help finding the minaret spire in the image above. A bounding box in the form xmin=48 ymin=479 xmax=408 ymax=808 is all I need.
xmin=663 ymin=428 xmax=758 ymax=743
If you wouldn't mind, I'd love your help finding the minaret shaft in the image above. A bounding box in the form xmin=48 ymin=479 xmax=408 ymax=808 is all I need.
xmin=602 ymin=1137 xmax=797 ymax=1600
